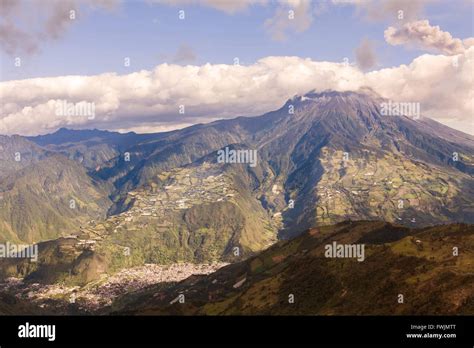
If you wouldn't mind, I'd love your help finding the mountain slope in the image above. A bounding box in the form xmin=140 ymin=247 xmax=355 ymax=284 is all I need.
xmin=0 ymin=135 xmax=50 ymax=179
xmin=0 ymin=157 xmax=277 ymax=284
xmin=0 ymin=136 xmax=112 ymax=243
xmin=91 ymin=90 xmax=474 ymax=238
xmin=1 ymin=89 xmax=472 ymax=288
xmin=112 ymin=221 xmax=474 ymax=315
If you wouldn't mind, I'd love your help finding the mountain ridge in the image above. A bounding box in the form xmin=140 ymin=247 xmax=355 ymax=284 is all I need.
xmin=1 ymin=89 xmax=472 ymax=282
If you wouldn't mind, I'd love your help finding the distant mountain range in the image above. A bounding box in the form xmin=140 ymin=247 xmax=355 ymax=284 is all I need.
xmin=0 ymin=90 xmax=473 ymax=307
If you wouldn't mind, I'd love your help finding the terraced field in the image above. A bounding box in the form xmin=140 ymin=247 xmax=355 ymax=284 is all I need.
xmin=313 ymin=148 xmax=473 ymax=227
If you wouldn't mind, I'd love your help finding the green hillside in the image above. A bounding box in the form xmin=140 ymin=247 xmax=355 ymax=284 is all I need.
xmin=113 ymin=221 xmax=474 ymax=315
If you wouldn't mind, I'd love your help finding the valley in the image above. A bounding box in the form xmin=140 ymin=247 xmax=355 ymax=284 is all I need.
xmin=112 ymin=221 xmax=474 ymax=316
xmin=0 ymin=262 xmax=226 ymax=314
xmin=1 ymin=221 xmax=472 ymax=315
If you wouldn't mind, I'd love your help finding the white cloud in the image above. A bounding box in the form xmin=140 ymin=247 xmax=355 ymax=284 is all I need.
xmin=1 ymin=48 xmax=473 ymax=136
xmin=365 ymin=48 xmax=473 ymax=133
xmin=385 ymin=20 xmax=470 ymax=55
xmin=463 ymin=37 xmax=474 ymax=49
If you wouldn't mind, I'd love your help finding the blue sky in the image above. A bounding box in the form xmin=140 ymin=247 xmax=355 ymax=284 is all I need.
xmin=1 ymin=0 xmax=472 ymax=81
